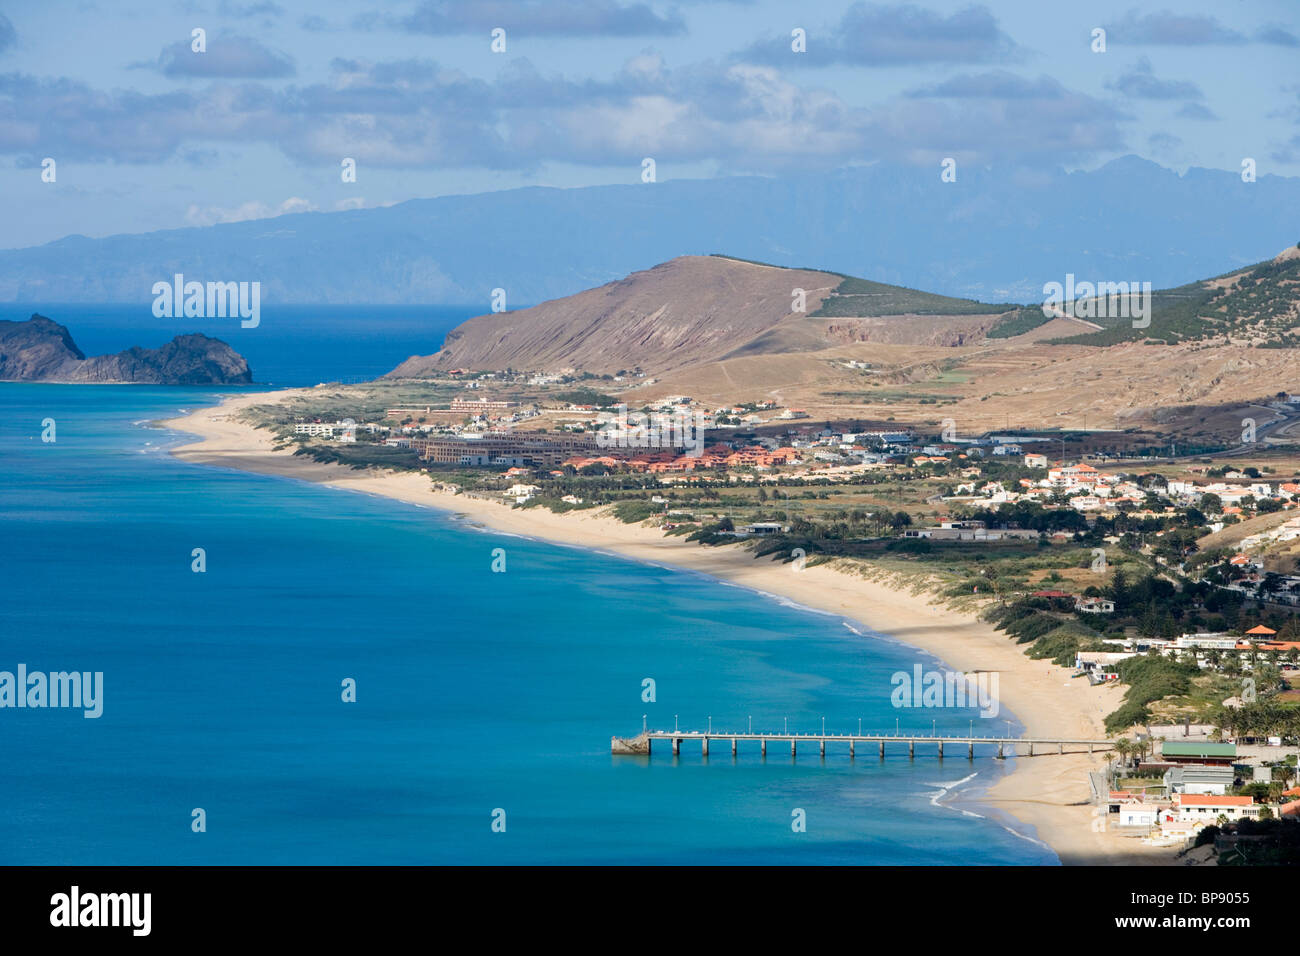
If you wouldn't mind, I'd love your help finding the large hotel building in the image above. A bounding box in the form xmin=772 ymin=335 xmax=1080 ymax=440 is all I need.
xmin=409 ymin=433 xmax=599 ymax=467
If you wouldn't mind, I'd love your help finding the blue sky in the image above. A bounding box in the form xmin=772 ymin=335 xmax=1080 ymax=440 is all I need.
xmin=0 ymin=0 xmax=1297 ymax=248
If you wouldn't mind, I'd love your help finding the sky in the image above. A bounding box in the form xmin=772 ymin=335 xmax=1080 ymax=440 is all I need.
xmin=0 ymin=0 xmax=1297 ymax=248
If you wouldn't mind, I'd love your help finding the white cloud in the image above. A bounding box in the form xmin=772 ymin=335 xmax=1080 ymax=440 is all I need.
xmin=184 ymin=196 xmax=316 ymax=226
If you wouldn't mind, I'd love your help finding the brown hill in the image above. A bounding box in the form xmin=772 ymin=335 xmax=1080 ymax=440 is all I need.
xmin=387 ymin=255 xmax=1014 ymax=378
xmin=389 ymin=256 xmax=837 ymax=377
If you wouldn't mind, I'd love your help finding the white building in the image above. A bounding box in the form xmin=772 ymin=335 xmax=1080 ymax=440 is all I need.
xmin=1176 ymin=795 xmax=1260 ymax=822
xmin=1075 ymin=650 xmax=1137 ymax=671
xmin=1174 ymin=633 xmax=1239 ymax=651
xmin=1164 ymin=766 xmax=1235 ymax=796
xmin=295 ymin=422 xmax=336 ymax=437
xmin=1076 ymin=597 xmax=1115 ymax=614
xmin=1119 ymin=804 xmax=1161 ymax=828
xmin=504 ymin=483 xmax=540 ymax=502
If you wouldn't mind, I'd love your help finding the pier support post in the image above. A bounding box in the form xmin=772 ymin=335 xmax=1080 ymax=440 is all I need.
xmin=1089 ymin=743 xmax=1093 ymax=755
xmin=761 ymin=738 xmax=767 ymax=758
xmin=968 ymin=741 xmax=974 ymax=760
xmin=672 ymin=737 xmax=680 ymax=756
xmin=879 ymin=741 xmax=885 ymax=759
xmin=1027 ymin=742 xmax=1033 ymax=757
xmin=937 ymin=740 xmax=943 ymax=759
xmin=997 ymin=743 xmax=1004 ymax=759
xmin=908 ymin=740 xmax=914 ymax=759
xmin=731 ymin=738 xmax=737 ymax=756
xmin=820 ymin=739 xmax=826 ymax=757
xmin=849 ymin=739 xmax=855 ymax=760
xmin=702 ymin=736 xmax=709 ymax=757
xmin=1059 ymin=742 xmax=1063 ymax=755
xmin=791 ymin=738 xmax=797 ymax=757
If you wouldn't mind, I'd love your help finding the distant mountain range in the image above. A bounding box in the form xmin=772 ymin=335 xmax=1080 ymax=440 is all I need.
xmin=1 ymin=157 xmax=1296 ymax=306
xmin=0 ymin=315 xmax=251 ymax=384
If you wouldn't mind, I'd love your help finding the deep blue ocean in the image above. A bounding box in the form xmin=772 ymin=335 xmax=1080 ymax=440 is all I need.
xmin=0 ymin=307 xmax=1055 ymax=864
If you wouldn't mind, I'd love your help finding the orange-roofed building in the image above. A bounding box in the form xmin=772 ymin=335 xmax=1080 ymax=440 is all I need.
xmin=1257 ymin=640 xmax=1300 ymax=653
xmin=564 ymin=455 xmax=623 ymax=470
xmin=1175 ymin=793 xmax=1261 ymax=822
xmin=1048 ymin=463 xmax=1101 ymax=488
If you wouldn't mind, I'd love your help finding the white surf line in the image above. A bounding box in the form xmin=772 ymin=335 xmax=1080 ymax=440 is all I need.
xmin=712 ymin=578 xmax=841 ymax=618
xmin=925 ymin=772 xmax=984 ymax=819
xmin=925 ymin=772 xmax=1055 ymax=851
xmin=994 ymin=820 xmax=1055 ymax=851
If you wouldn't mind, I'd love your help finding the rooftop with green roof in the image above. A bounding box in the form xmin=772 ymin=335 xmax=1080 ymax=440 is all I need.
xmin=1161 ymin=742 xmax=1237 ymax=758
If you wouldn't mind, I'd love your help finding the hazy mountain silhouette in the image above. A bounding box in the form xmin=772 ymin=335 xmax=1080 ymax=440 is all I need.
xmin=1 ymin=157 xmax=1294 ymax=306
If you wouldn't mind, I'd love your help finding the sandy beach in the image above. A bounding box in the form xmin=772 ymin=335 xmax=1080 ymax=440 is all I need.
xmin=161 ymin=390 xmax=1180 ymax=865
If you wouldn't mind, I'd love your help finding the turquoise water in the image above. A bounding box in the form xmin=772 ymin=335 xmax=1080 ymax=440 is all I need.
xmin=0 ymin=385 xmax=1056 ymax=864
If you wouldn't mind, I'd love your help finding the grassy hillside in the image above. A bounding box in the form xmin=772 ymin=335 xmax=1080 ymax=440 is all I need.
xmin=1048 ymin=250 xmax=1300 ymax=347
xmin=811 ymin=274 xmax=1018 ymax=317
xmin=986 ymin=307 xmax=1057 ymax=338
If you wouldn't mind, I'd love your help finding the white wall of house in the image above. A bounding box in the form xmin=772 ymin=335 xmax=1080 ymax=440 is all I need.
xmin=1119 ymin=807 xmax=1158 ymax=827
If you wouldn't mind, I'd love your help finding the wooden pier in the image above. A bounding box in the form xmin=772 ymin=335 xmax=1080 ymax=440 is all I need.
xmin=611 ymin=730 xmax=1113 ymax=759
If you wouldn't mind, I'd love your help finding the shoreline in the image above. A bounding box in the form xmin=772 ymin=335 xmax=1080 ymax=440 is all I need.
xmin=160 ymin=389 xmax=1180 ymax=866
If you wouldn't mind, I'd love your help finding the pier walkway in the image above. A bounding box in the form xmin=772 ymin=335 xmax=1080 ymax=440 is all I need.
xmin=612 ymin=730 xmax=1114 ymax=759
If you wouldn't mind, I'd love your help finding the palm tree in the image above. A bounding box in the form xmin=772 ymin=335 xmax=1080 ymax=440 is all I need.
xmin=1113 ymin=737 xmax=1133 ymax=768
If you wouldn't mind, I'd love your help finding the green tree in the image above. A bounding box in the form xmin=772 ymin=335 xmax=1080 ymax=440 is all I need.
xmin=1108 ymin=567 xmax=1131 ymax=611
